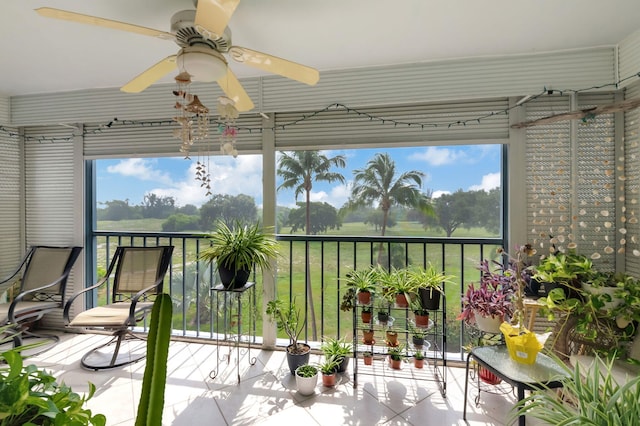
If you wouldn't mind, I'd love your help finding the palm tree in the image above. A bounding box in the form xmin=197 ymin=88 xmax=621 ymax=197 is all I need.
xmin=350 ymin=153 xmax=431 ymax=264
xmin=277 ymin=150 xmax=346 ymax=340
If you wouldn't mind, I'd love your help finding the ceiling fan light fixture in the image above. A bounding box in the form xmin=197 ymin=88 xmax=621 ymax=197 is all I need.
xmin=177 ymin=46 xmax=227 ymax=82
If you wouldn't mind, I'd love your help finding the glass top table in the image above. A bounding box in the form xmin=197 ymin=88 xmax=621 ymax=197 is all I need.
xmin=463 ymin=345 xmax=570 ymax=426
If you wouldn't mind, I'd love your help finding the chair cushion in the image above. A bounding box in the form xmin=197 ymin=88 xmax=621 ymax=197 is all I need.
xmin=68 ymin=302 xmax=153 ymax=328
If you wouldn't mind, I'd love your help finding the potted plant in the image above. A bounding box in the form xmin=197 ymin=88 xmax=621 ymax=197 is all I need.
xmin=319 ymin=355 xmax=342 ymax=387
xmin=387 ymin=344 xmax=404 ymax=369
xmin=361 ymin=305 xmax=373 ymax=324
xmin=0 ymin=326 xmax=106 ymax=425
xmin=344 ymin=266 xmax=378 ymax=305
xmin=611 ymin=274 xmax=640 ymax=329
xmin=408 ymin=321 xmax=427 ymax=349
xmin=409 ymin=296 xmax=430 ymax=327
xmin=294 ymin=364 xmax=319 ymax=396
xmin=362 ymin=328 xmax=375 ymax=345
xmin=376 ymin=298 xmax=391 ymax=324
xmin=320 ymin=336 xmax=353 ymax=373
xmin=200 ymin=220 xmax=279 ymax=289
xmin=540 ymin=271 xmax=638 ymax=356
xmin=413 ymin=350 xmax=425 ymax=368
xmin=266 ymin=298 xmax=310 ymax=375
xmin=512 ymin=353 xmax=640 ymax=425
xmin=386 ymin=330 xmax=399 ymax=347
xmin=457 ymin=259 xmax=516 ymax=333
xmin=532 ymin=250 xmax=592 ymax=298
xmin=406 ymin=264 xmax=454 ymax=311
xmin=381 ymin=267 xmax=415 ymax=308
xmin=362 ymin=351 xmax=373 ymax=365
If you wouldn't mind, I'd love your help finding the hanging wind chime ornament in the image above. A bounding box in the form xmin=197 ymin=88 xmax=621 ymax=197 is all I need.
xmin=172 ymin=72 xmax=212 ymax=195
xmin=217 ymin=96 xmax=239 ymax=158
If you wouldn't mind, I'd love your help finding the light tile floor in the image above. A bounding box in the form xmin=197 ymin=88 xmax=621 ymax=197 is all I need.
xmin=26 ymin=333 xmax=539 ymax=425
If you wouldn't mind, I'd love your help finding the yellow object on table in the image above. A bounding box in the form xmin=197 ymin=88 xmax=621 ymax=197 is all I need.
xmin=500 ymin=322 xmax=544 ymax=365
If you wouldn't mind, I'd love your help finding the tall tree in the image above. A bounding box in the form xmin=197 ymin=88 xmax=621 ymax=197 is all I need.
xmin=426 ymin=190 xmax=474 ymax=237
xmin=142 ymin=193 xmax=176 ymax=219
xmin=277 ymin=150 xmax=346 ymax=341
xmin=287 ymin=201 xmax=341 ymax=234
xmin=349 ymin=153 xmax=431 ymax=266
xmin=350 ymin=153 xmax=429 ymax=237
xmin=199 ymin=194 xmax=257 ymax=230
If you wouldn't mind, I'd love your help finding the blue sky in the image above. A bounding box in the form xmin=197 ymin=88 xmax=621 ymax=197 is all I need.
xmin=96 ymin=145 xmax=501 ymax=209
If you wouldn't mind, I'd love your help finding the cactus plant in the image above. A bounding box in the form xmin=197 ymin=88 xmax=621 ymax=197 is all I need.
xmin=135 ymin=293 xmax=173 ymax=426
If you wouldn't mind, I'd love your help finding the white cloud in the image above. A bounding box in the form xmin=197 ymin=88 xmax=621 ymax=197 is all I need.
xmin=309 ymin=191 xmax=328 ymax=202
xmin=431 ymin=190 xmax=451 ymax=198
xmin=138 ymin=155 xmax=264 ymax=208
xmin=107 ymin=158 xmax=173 ymax=185
xmin=468 ymin=172 xmax=501 ymax=192
xmin=410 ymin=147 xmax=469 ymax=166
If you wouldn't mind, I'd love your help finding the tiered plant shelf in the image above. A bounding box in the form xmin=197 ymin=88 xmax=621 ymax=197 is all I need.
xmin=352 ymin=295 xmax=447 ymax=397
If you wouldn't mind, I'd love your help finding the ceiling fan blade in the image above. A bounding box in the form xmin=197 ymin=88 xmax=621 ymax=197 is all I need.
xmin=121 ymin=56 xmax=177 ymax=93
xmin=35 ymin=7 xmax=174 ymax=40
xmin=194 ymin=0 xmax=240 ymax=39
xmin=217 ymin=69 xmax=254 ymax=112
xmin=229 ymin=46 xmax=319 ymax=86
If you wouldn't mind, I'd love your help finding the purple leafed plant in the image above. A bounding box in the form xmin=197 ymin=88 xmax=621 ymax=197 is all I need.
xmin=458 ymin=259 xmax=516 ymax=325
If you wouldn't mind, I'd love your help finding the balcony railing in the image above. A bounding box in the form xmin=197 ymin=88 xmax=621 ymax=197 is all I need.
xmin=92 ymin=231 xmax=504 ymax=360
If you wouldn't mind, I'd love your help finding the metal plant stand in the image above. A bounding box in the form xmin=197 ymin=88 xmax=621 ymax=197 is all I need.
xmin=208 ymin=281 xmax=257 ymax=383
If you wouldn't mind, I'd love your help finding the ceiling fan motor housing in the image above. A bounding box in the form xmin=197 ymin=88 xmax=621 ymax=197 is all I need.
xmin=171 ymin=10 xmax=231 ymax=52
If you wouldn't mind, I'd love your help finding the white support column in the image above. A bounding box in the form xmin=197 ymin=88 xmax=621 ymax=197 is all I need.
xmin=261 ymin=113 xmax=277 ymax=349
xmin=508 ymin=97 xmax=528 ymax=247
xmin=71 ymin=125 xmax=86 ymax=307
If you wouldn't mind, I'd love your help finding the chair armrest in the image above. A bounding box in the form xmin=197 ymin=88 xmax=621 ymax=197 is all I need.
xmin=63 ymin=277 xmax=109 ymax=323
xmin=8 ymin=275 xmax=68 ymax=323
xmin=127 ymin=278 xmax=166 ymax=323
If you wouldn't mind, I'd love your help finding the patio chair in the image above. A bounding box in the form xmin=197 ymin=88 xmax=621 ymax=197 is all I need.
xmin=0 ymin=245 xmax=83 ymax=349
xmin=64 ymin=246 xmax=173 ymax=370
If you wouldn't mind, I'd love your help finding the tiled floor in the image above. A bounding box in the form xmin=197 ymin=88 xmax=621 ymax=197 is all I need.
xmin=26 ymin=332 xmax=535 ymax=425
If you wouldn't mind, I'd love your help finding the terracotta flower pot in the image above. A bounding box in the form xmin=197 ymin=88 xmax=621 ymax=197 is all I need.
xmin=363 ymin=354 xmax=373 ymax=365
xmin=363 ymin=329 xmax=375 ymax=345
xmin=395 ymin=293 xmax=409 ymax=308
xmin=415 ymin=313 xmax=429 ymax=327
xmin=414 ymin=358 xmax=424 ymax=369
xmin=357 ymin=290 xmax=371 ymax=305
xmin=389 ymin=357 xmax=402 ymax=370
xmin=361 ymin=310 xmax=372 ymax=324
xmin=386 ymin=331 xmax=398 ymax=347
xmin=322 ymin=372 xmax=337 ymax=387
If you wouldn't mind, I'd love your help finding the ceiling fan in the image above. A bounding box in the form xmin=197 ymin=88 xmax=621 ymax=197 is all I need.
xmin=35 ymin=0 xmax=320 ymax=112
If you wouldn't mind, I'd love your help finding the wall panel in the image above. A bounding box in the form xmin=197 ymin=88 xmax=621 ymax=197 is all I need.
xmin=24 ymin=126 xmax=77 ymax=328
xmin=0 ymin=127 xmax=21 ymax=276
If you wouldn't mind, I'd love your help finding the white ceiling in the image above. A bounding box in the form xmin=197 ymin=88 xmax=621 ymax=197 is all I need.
xmin=2 ymin=0 xmax=640 ymax=97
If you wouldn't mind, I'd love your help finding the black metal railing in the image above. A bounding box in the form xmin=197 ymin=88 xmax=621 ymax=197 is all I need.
xmin=92 ymin=230 xmax=503 ymax=360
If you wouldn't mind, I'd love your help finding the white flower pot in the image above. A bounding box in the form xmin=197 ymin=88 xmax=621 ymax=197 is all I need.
xmin=474 ymin=311 xmax=503 ymax=334
xmin=582 ymin=284 xmax=623 ymax=311
xmin=295 ymin=367 xmax=318 ymax=396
